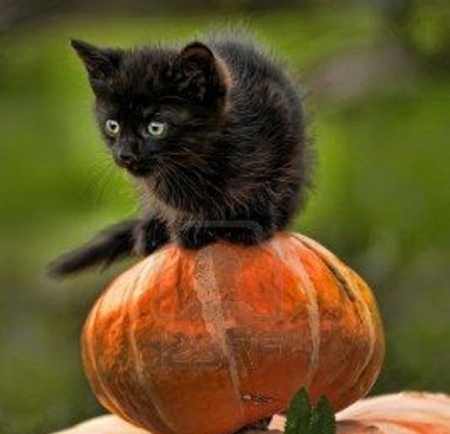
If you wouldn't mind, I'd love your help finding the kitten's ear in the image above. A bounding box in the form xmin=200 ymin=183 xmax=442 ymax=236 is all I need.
xmin=173 ymin=42 xmax=229 ymax=107
xmin=70 ymin=39 xmax=121 ymax=82
xmin=179 ymin=42 xmax=215 ymax=70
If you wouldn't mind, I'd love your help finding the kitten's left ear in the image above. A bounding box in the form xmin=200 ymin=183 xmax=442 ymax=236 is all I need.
xmin=179 ymin=42 xmax=215 ymax=69
xmin=70 ymin=39 xmax=122 ymax=82
xmin=173 ymin=42 xmax=229 ymax=107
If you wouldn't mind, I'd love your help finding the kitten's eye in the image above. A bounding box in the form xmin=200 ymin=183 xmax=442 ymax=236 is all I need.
xmin=105 ymin=119 xmax=120 ymax=137
xmin=147 ymin=121 xmax=167 ymax=138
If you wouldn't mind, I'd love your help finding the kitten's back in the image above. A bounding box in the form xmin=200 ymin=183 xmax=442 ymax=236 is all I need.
xmin=209 ymin=35 xmax=304 ymax=130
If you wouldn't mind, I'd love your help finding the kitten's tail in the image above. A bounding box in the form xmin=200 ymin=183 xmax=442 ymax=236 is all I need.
xmin=47 ymin=220 xmax=138 ymax=278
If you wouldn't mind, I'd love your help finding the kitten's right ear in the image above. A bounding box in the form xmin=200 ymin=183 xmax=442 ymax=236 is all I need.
xmin=70 ymin=39 xmax=121 ymax=82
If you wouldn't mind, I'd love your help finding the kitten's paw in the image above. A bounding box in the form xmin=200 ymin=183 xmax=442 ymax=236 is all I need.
xmin=134 ymin=218 xmax=170 ymax=255
xmin=176 ymin=224 xmax=218 ymax=249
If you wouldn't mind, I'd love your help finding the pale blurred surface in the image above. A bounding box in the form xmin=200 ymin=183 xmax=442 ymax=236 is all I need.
xmin=0 ymin=1 xmax=449 ymax=433
xmin=51 ymin=393 xmax=450 ymax=434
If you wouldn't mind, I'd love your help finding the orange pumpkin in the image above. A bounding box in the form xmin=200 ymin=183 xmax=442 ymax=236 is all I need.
xmin=81 ymin=232 xmax=384 ymax=434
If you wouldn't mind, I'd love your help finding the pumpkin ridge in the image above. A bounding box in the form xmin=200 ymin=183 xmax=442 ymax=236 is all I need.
xmin=84 ymin=287 xmax=129 ymax=422
xmin=115 ymin=265 xmax=151 ymax=428
xmin=287 ymin=235 xmax=356 ymax=396
xmin=193 ymin=246 xmax=245 ymax=420
xmin=326 ymin=264 xmax=376 ymax=399
xmin=290 ymin=234 xmax=381 ymax=403
xmin=295 ymin=258 xmax=320 ymax=388
xmin=270 ymin=235 xmax=321 ymax=388
xmin=339 ymin=271 xmax=385 ymax=404
xmin=293 ymin=234 xmax=356 ymax=303
xmin=126 ymin=258 xmax=180 ymax=434
xmin=293 ymin=236 xmax=377 ymax=358
xmin=305 ymin=242 xmax=382 ymax=404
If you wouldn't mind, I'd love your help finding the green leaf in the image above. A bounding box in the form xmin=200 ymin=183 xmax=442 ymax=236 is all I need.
xmin=309 ymin=396 xmax=336 ymax=434
xmin=284 ymin=388 xmax=312 ymax=434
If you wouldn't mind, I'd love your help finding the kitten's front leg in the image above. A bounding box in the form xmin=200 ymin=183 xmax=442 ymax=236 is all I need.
xmin=218 ymin=215 xmax=275 ymax=245
xmin=219 ymin=200 xmax=277 ymax=245
xmin=174 ymin=221 xmax=219 ymax=249
xmin=174 ymin=212 xmax=275 ymax=250
xmin=48 ymin=216 xmax=170 ymax=277
xmin=133 ymin=216 xmax=170 ymax=255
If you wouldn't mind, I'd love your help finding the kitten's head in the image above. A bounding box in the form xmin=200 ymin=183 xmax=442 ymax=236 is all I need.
xmin=71 ymin=39 xmax=230 ymax=178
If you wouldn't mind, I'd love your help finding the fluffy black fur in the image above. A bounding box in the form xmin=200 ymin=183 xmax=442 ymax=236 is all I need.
xmin=49 ymin=34 xmax=313 ymax=277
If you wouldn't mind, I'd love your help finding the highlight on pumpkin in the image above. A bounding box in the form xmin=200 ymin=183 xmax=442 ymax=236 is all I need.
xmin=80 ymin=232 xmax=385 ymax=434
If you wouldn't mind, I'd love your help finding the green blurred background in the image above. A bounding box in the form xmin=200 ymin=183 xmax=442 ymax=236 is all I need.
xmin=0 ymin=0 xmax=449 ymax=433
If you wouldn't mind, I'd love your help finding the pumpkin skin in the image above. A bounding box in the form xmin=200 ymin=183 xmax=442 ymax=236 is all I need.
xmin=81 ymin=232 xmax=385 ymax=434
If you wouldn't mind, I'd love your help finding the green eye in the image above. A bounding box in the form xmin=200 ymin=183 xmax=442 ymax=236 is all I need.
xmin=105 ymin=119 xmax=120 ymax=137
xmin=147 ymin=121 xmax=167 ymax=138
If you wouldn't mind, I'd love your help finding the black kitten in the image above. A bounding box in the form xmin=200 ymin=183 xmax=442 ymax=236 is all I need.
xmin=49 ymin=34 xmax=313 ymax=276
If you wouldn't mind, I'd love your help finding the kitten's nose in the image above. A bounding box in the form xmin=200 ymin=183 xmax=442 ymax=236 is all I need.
xmin=117 ymin=150 xmax=138 ymax=167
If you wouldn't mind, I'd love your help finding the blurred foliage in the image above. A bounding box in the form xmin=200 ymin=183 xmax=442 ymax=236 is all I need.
xmin=0 ymin=2 xmax=449 ymax=434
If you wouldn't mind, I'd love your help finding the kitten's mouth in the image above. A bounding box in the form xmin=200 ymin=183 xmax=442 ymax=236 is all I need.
xmin=115 ymin=158 xmax=153 ymax=177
